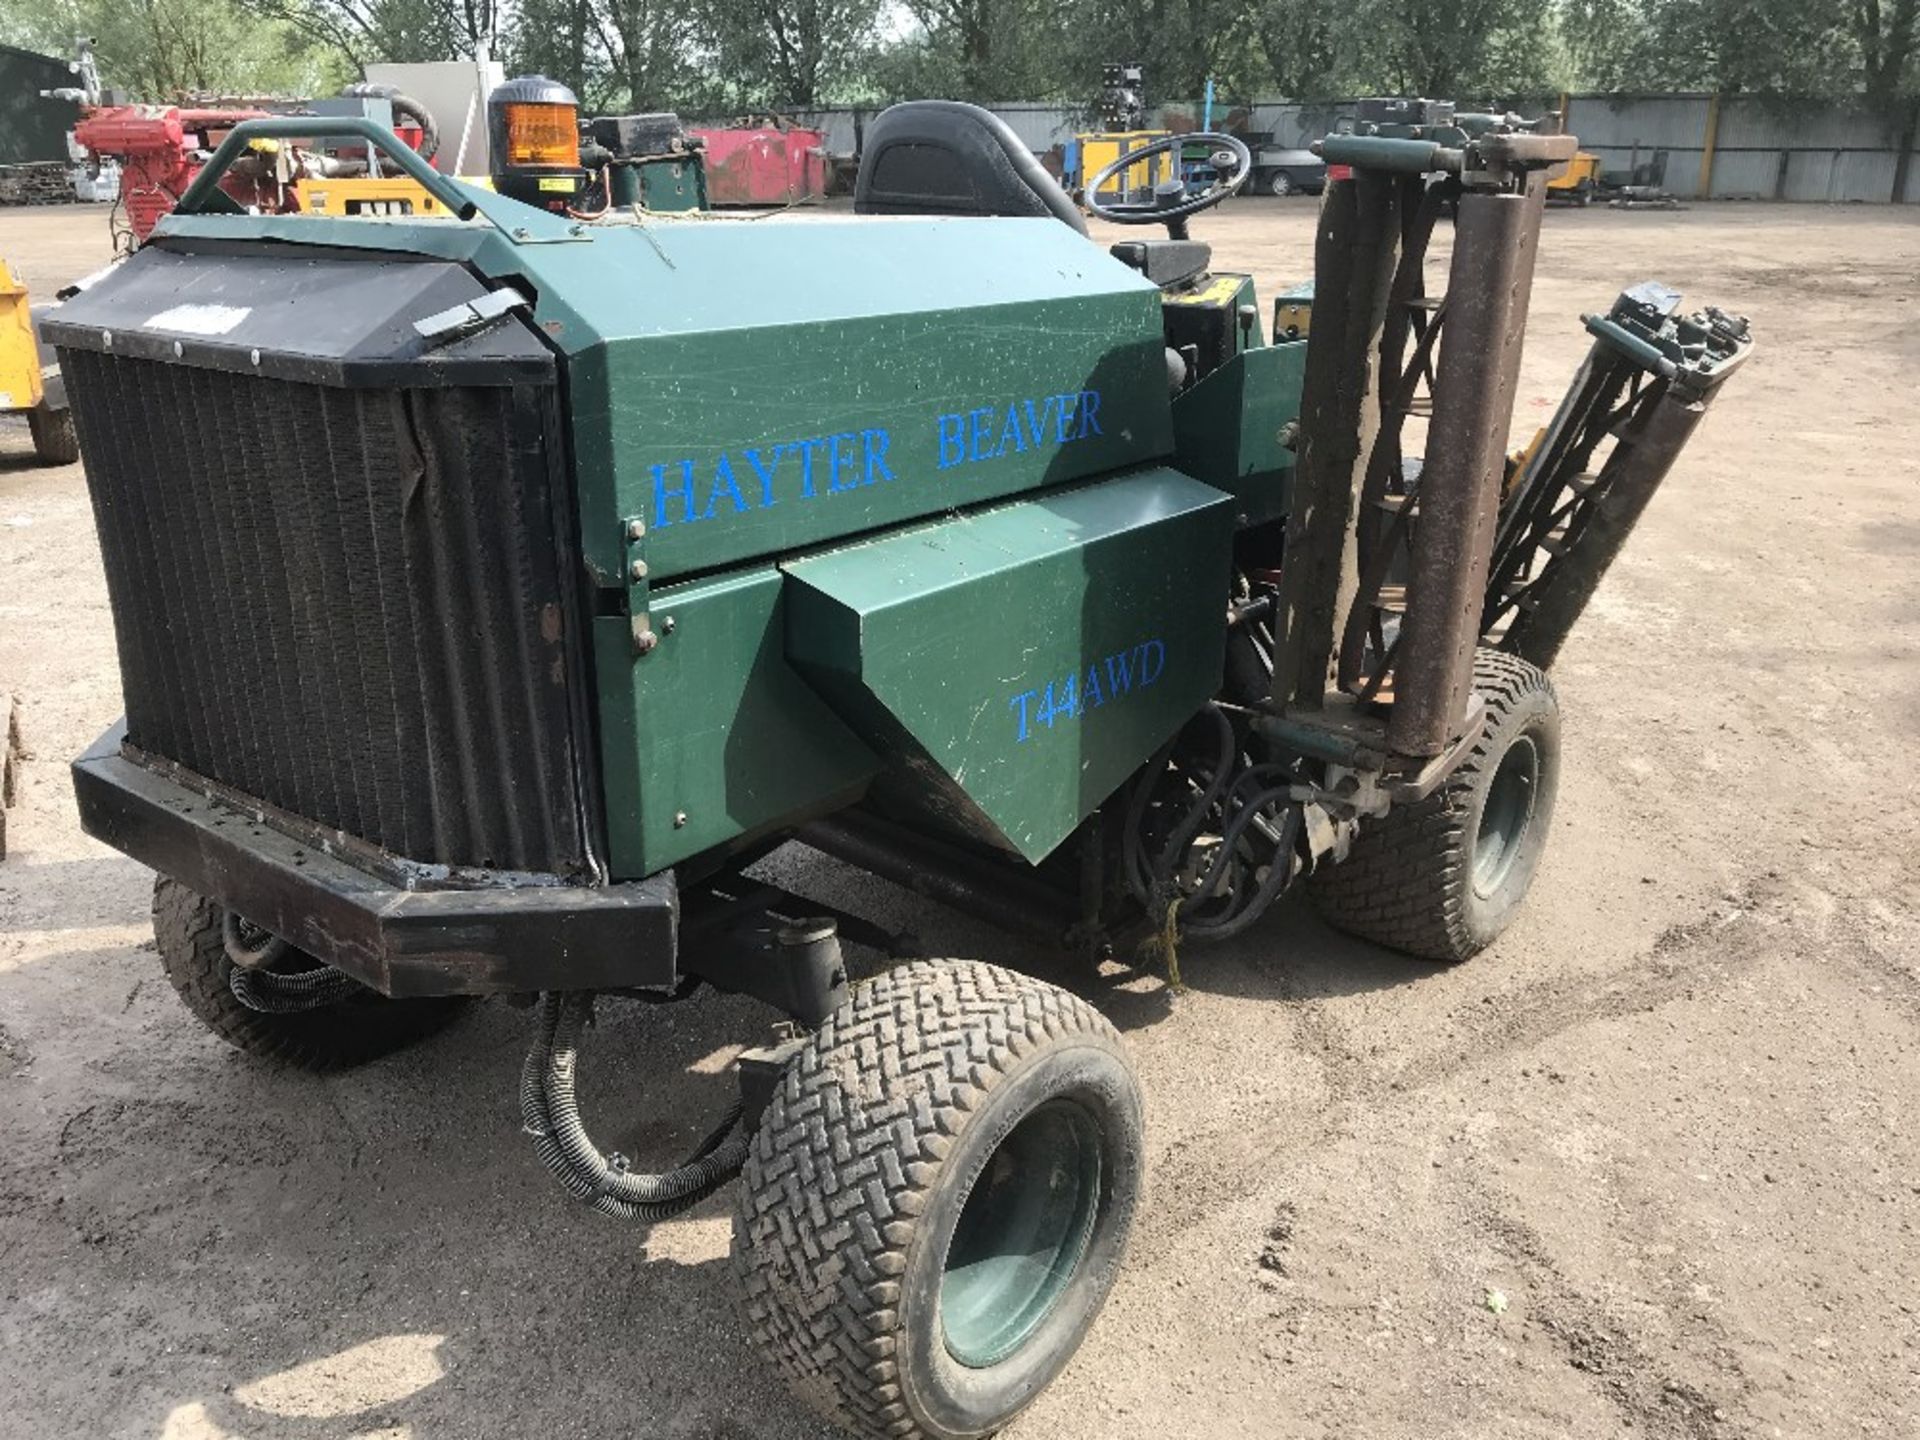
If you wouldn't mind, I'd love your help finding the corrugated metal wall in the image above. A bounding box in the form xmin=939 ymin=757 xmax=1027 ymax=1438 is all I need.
xmin=785 ymin=93 xmax=1919 ymax=203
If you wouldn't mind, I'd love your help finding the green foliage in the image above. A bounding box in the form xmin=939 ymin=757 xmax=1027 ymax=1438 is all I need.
xmin=1562 ymin=0 xmax=1915 ymax=103
xmin=704 ymin=0 xmax=890 ymax=107
xmin=4 ymin=0 xmax=1912 ymax=115
xmin=241 ymin=0 xmax=503 ymax=65
xmin=0 ymin=0 xmax=352 ymax=97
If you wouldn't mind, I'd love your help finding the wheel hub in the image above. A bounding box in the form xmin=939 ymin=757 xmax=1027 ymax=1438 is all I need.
xmin=939 ymin=1098 xmax=1103 ymax=1368
xmin=1473 ymin=735 xmax=1539 ymax=897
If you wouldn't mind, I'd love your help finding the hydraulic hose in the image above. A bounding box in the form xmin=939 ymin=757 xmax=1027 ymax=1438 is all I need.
xmin=339 ymin=83 xmax=440 ymax=162
xmin=1122 ymin=705 xmax=1307 ymax=948
xmin=520 ymin=992 xmax=748 ymax=1222
xmin=227 ymin=960 xmax=363 ymax=1011
xmin=223 ymin=911 xmax=365 ymax=1011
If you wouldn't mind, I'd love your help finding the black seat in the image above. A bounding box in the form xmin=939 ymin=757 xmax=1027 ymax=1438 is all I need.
xmin=855 ymin=101 xmax=1087 ymax=235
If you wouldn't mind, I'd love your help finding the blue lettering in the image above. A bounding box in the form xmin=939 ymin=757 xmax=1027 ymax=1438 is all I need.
xmin=1024 ymin=397 xmax=1052 ymax=448
xmin=1078 ymin=389 xmax=1103 ymax=438
xmin=827 ymin=432 xmax=861 ymax=493
xmin=644 ymin=391 xmax=1101 ymax=524
xmin=1138 ymin=638 xmax=1165 ymax=686
xmin=652 ymin=458 xmax=698 ymax=528
xmin=744 ymin=446 xmax=781 ymax=508
xmin=995 ymin=405 xmax=1027 ymax=458
xmin=703 ymin=453 xmax=749 ymax=519
xmin=862 ymin=429 xmax=895 ymax=483
xmin=937 ymin=414 xmax=966 ymax=469
xmin=795 ymin=437 xmax=825 ymax=498
xmin=935 ymin=390 xmax=1104 ymax=472
xmin=968 ymin=408 xmax=994 ymax=462
xmin=1008 ymin=637 xmax=1166 ymax=742
xmin=1036 ymin=681 xmax=1063 ymax=730
xmin=1010 ymin=690 xmax=1039 ymax=743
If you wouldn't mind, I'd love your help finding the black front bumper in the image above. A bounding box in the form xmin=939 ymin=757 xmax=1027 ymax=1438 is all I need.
xmin=74 ymin=725 xmax=678 ymax=999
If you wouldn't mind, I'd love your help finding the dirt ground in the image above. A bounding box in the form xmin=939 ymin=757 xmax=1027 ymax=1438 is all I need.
xmin=1 ymin=195 xmax=1916 ymax=1440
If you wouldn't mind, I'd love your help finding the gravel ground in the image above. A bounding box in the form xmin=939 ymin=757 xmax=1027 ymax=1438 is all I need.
xmin=1 ymin=196 xmax=1916 ymax=1440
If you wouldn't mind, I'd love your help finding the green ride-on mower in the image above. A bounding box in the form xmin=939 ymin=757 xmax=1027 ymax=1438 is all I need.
xmin=54 ymin=96 xmax=1750 ymax=1438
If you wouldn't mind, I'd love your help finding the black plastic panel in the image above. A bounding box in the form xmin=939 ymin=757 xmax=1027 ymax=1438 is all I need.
xmin=40 ymin=242 xmax=553 ymax=387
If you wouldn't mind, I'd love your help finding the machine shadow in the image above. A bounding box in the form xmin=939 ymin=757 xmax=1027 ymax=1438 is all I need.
xmin=12 ymin=939 xmax=838 ymax=1439
xmin=757 ymin=842 xmax=1437 ymax=1037
xmin=18 ymin=863 xmax=1426 ymax=1439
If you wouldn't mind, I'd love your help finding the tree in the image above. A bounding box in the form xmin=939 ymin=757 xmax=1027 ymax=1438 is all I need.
xmin=1255 ymin=0 xmax=1349 ymax=98
xmin=0 ymin=0 xmax=351 ymax=97
xmin=239 ymin=0 xmax=502 ymax=67
xmin=892 ymin=0 xmax=1070 ymax=101
xmin=1853 ymin=0 xmax=1918 ymax=105
xmin=501 ymin=0 xmax=719 ymax=112
xmin=1561 ymin=0 xmax=1904 ymax=101
xmin=702 ymin=0 xmax=886 ymax=108
xmin=1337 ymin=0 xmax=1558 ymax=100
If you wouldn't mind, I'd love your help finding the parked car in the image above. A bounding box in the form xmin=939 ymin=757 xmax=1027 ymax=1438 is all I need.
xmin=1250 ymin=145 xmax=1327 ymax=197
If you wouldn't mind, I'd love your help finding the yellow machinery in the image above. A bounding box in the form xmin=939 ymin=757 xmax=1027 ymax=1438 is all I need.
xmin=295 ymin=173 xmax=496 ymax=217
xmin=1548 ymin=150 xmax=1603 ymax=205
xmin=1073 ymin=130 xmax=1172 ymax=202
xmin=0 ymin=259 xmax=75 ymax=464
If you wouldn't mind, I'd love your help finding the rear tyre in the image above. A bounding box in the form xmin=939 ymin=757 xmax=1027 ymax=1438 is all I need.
xmin=28 ymin=404 xmax=78 ymax=465
xmin=1309 ymin=650 xmax=1559 ymax=962
xmin=733 ymin=960 xmax=1143 ymax=1440
xmin=153 ymin=877 xmax=465 ymax=1070
xmin=1267 ymin=170 xmax=1295 ymax=197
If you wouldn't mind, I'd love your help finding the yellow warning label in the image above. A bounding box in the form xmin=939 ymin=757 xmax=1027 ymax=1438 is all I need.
xmin=1164 ymin=274 xmax=1245 ymax=307
xmin=538 ymin=176 xmax=580 ymax=193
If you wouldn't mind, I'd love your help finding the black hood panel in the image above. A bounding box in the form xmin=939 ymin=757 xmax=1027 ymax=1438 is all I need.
xmin=41 ymin=240 xmax=552 ymax=388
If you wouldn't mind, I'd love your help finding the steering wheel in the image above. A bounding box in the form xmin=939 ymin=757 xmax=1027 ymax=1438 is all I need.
xmin=1084 ymin=132 xmax=1252 ymax=236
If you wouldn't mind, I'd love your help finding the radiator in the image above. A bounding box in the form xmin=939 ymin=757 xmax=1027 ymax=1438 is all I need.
xmin=64 ymin=350 xmax=589 ymax=876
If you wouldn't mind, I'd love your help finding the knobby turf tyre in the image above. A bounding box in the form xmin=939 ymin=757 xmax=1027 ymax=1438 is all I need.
xmin=152 ymin=877 xmax=464 ymax=1070
xmin=1309 ymin=649 xmax=1560 ymax=963
xmin=733 ymin=960 xmax=1144 ymax=1440
xmin=28 ymin=405 xmax=79 ymax=466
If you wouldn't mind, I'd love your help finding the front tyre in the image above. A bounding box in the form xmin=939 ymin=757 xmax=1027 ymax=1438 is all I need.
xmin=28 ymin=404 xmax=79 ymax=465
xmin=153 ymin=877 xmax=465 ymax=1070
xmin=1268 ymin=170 xmax=1295 ymax=197
xmin=734 ymin=960 xmax=1143 ymax=1440
xmin=1309 ymin=650 xmax=1560 ymax=962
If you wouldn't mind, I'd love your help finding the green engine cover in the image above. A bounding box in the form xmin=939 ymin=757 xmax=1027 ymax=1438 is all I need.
xmin=594 ymin=566 xmax=881 ymax=876
xmin=783 ymin=467 xmax=1234 ymax=862
xmin=1169 ymin=341 xmax=1308 ymax=528
xmin=539 ymin=215 xmax=1176 ymax=588
xmin=144 ymin=206 xmax=1236 ymax=879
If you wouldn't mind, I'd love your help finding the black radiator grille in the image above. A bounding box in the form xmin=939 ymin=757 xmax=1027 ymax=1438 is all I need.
xmin=65 ymin=350 xmax=588 ymax=875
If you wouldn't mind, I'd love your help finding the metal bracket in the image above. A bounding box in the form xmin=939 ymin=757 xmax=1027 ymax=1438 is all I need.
xmin=736 ymin=1038 xmax=805 ymax=1128
xmin=681 ymin=909 xmax=851 ymax=1031
xmin=413 ymin=288 xmax=528 ymax=347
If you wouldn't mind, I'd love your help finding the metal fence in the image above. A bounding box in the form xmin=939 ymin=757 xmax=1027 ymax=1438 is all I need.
xmin=780 ymin=94 xmax=1920 ymax=204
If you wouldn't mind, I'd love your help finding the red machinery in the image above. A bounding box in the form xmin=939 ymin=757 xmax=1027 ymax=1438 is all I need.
xmin=73 ymin=94 xmax=437 ymax=250
xmin=73 ymin=106 xmax=280 ymax=248
xmin=688 ymin=120 xmax=828 ymax=205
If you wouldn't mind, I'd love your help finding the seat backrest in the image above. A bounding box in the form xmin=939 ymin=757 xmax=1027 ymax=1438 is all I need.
xmin=855 ymin=101 xmax=1088 ymax=235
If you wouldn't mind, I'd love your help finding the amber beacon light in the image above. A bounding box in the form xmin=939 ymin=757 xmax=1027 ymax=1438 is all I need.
xmin=488 ymin=75 xmax=585 ymax=212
